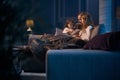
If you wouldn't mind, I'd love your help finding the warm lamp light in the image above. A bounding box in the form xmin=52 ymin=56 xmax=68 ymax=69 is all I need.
xmin=26 ymin=19 xmax=34 ymax=31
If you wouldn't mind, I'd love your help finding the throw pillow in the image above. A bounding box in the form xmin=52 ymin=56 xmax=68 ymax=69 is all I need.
xmin=90 ymin=24 xmax=107 ymax=40
xmin=54 ymin=28 xmax=63 ymax=36
xmin=83 ymin=32 xmax=112 ymax=51
xmin=98 ymin=24 xmax=106 ymax=34
xmin=90 ymin=25 xmax=99 ymax=39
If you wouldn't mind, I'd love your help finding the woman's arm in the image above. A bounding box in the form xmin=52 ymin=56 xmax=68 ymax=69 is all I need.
xmin=85 ymin=25 xmax=93 ymax=40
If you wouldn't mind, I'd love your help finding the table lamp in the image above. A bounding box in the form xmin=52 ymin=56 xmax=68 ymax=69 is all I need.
xmin=26 ymin=19 xmax=34 ymax=32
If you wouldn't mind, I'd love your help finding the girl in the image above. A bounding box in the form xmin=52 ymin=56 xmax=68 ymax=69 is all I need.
xmin=76 ymin=12 xmax=94 ymax=41
xmin=68 ymin=12 xmax=94 ymax=47
xmin=62 ymin=18 xmax=75 ymax=35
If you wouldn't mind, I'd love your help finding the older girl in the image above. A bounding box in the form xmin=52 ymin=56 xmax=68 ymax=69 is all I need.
xmin=77 ymin=12 xmax=94 ymax=41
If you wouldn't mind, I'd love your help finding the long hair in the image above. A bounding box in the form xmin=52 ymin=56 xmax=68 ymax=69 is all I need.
xmin=79 ymin=12 xmax=94 ymax=31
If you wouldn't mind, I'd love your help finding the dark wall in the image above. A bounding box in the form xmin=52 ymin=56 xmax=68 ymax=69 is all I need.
xmin=115 ymin=0 xmax=120 ymax=31
xmin=53 ymin=0 xmax=80 ymax=29
xmin=1 ymin=0 xmax=99 ymax=35
xmin=52 ymin=0 xmax=99 ymax=29
xmin=87 ymin=0 xmax=99 ymax=25
xmin=11 ymin=0 xmax=54 ymax=34
xmin=98 ymin=0 xmax=120 ymax=32
xmin=0 ymin=0 xmax=54 ymax=35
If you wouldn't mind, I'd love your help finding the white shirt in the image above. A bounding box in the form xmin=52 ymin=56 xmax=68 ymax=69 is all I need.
xmin=79 ymin=25 xmax=93 ymax=41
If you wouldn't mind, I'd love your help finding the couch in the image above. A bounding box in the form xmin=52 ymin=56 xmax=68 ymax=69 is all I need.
xmin=46 ymin=30 xmax=120 ymax=80
xmin=46 ymin=49 xmax=120 ymax=80
xmin=25 ymin=24 xmax=120 ymax=80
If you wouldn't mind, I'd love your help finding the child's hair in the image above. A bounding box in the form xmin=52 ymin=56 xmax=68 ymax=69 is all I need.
xmin=64 ymin=18 xmax=75 ymax=28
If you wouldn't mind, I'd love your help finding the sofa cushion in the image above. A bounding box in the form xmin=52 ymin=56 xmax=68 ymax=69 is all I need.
xmin=98 ymin=24 xmax=106 ymax=34
xmin=54 ymin=28 xmax=63 ymax=36
xmin=83 ymin=32 xmax=112 ymax=51
xmin=90 ymin=25 xmax=99 ymax=39
xmin=90 ymin=24 xmax=107 ymax=40
xmin=84 ymin=31 xmax=120 ymax=51
xmin=47 ymin=49 xmax=120 ymax=80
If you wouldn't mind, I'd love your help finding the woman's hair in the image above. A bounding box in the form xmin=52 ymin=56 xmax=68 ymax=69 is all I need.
xmin=78 ymin=12 xmax=94 ymax=30
xmin=64 ymin=18 xmax=75 ymax=28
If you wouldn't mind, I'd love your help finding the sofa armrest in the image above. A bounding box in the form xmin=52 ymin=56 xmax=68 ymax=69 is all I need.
xmin=46 ymin=49 xmax=120 ymax=80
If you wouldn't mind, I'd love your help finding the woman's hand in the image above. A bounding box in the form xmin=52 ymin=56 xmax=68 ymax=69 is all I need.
xmin=72 ymin=34 xmax=81 ymax=39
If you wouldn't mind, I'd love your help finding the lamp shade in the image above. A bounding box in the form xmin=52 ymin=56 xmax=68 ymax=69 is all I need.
xmin=26 ymin=19 xmax=34 ymax=27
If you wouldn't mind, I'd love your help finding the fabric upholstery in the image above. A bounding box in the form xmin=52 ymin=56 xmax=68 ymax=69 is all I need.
xmin=54 ymin=28 xmax=63 ymax=36
xmin=90 ymin=25 xmax=100 ymax=39
xmin=90 ymin=24 xmax=107 ymax=40
xmin=98 ymin=24 xmax=106 ymax=34
xmin=84 ymin=31 xmax=120 ymax=51
xmin=84 ymin=32 xmax=112 ymax=50
xmin=46 ymin=49 xmax=120 ymax=80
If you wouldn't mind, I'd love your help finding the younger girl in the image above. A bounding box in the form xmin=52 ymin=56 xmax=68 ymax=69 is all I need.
xmin=62 ymin=18 xmax=75 ymax=35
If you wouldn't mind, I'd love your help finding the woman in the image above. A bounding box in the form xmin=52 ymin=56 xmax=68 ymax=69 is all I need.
xmin=77 ymin=12 xmax=94 ymax=41
xmin=68 ymin=12 xmax=94 ymax=47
